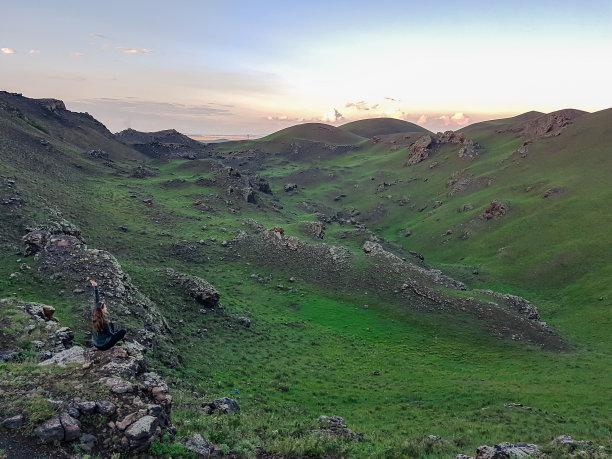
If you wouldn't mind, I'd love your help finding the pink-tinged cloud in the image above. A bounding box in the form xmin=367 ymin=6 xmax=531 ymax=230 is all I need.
xmin=90 ymin=33 xmax=108 ymax=39
xmin=1 ymin=48 xmax=16 ymax=54
xmin=71 ymin=52 xmax=85 ymax=57
xmin=451 ymin=112 xmax=470 ymax=125
xmin=28 ymin=49 xmax=40 ymax=55
xmin=266 ymin=115 xmax=305 ymax=122
xmin=417 ymin=114 xmax=428 ymax=124
xmin=118 ymin=47 xmax=153 ymax=54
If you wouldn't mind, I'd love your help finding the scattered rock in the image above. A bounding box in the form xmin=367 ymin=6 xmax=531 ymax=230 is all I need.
xmin=185 ymin=433 xmax=216 ymax=457
xmin=299 ymin=221 xmax=325 ymax=239
xmin=60 ymin=411 xmax=82 ymax=441
xmin=95 ymin=400 xmax=117 ymax=416
xmin=166 ymin=268 xmax=220 ymax=308
xmin=284 ymin=183 xmax=298 ymax=192
xmin=34 ymin=416 xmax=64 ymax=443
xmin=201 ymin=397 xmax=240 ymax=415
xmin=459 ymin=203 xmax=474 ymax=212
xmin=543 ymin=187 xmax=565 ymax=198
xmin=124 ymin=415 xmax=159 ymax=452
xmin=504 ymin=402 xmax=532 ymax=411
xmin=483 ymin=201 xmax=508 ymax=219
xmin=316 ymin=415 xmax=363 ymax=442
xmin=1 ymin=414 xmax=24 ymax=429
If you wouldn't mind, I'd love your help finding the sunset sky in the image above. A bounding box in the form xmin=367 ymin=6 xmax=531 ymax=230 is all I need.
xmin=1 ymin=1 xmax=611 ymax=136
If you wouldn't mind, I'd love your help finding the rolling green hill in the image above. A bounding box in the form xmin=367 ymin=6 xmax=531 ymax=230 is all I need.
xmin=339 ymin=117 xmax=430 ymax=137
xmin=1 ymin=95 xmax=611 ymax=458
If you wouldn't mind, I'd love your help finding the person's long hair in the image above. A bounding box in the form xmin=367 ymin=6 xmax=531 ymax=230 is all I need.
xmin=92 ymin=302 xmax=107 ymax=333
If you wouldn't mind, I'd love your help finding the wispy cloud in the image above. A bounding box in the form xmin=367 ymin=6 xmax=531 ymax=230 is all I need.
xmin=1 ymin=48 xmax=16 ymax=54
xmin=437 ymin=112 xmax=470 ymax=126
xmin=118 ymin=47 xmax=153 ymax=54
xmin=384 ymin=96 xmax=399 ymax=102
xmin=71 ymin=52 xmax=85 ymax=57
xmin=345 ymin=100 xmax=379 ymax=111
xmin=89 ymin=33 xmax=108 ymax=39
xmin=28 ymin=49 xmax=40 ymax=55
xmin=75 ymin=98 xmax=231 ymax=118
xmin=266 ymin=114 xmax=305 ymax=122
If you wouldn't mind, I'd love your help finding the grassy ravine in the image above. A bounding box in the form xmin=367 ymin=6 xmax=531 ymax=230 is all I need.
xmin=1 ymin=112 xmax=611 ymax=457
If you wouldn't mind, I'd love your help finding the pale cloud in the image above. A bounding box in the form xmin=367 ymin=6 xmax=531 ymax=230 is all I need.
xmin=89 ymin=33 xmax=108 ymax=39
xmin=417 ymin=114 xmax=428 ymax=124
xmin=345 ymin=100 xmax=379 ymax=111
xmin=266 ymin=114 xmax=305 ymax=122
xmin=28 ymin=49 xmax=40 ymax=55
xmin=451 ymin=112 xmax=470 ymax=125
xmin=118 ymin=47 xmax=153 ymax=54
xmin=384 ymin=96 xmax=399 ymax=102
xmin=1 ymin=48 xmax=16 ymax=54
xmin=321 ymin=108 xmax=343 ymax=122
xmin=72 ymin=52 xmax=85 ymax=57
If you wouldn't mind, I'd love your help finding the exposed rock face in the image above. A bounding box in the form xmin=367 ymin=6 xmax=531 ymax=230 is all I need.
xmin=299 ymin=220 xmax=325 ymax=239
xmin=125 ymin=415 xmax=159 ymax=452
xmin=483 ymin=201 xmax=508 ymax=219
xmin=21 ymin=224 xmax=170 ymax=345
xmin=474 ymin=290 xmax=540 ymax=320
xmin=519 ymin=109 xmax=587 ymax=138
xmin=202 ymin=397 xmax=240 ymax=415
xmin=316 ymin=415 xmax=363 ymax=442
xmin=166 ymin=268 xmax=220 ymax=308
xmin=34 ymin=416 xmax=64 ymax=443
xmin=407 ymin=135 xmax=433 ymax=165
xmin=37 ymin=98 xmax=66 ymax=112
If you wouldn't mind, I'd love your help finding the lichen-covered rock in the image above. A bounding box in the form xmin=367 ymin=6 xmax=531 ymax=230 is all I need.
xmin=125 ymin=415 xmax=159 ymax=452
xmin=95 ymin=400 xmax=117 ymax=416
xmin=185 ymin=433 xmax=216 ymax=456
xmin=299 ymin=221 xmax=325 ymax=239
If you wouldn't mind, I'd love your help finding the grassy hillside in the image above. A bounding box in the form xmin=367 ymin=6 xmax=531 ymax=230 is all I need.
xmin=339 ymin=117 xmax=430 ymax=137
xmin=1 ymin=97 xmax=611 ymax=457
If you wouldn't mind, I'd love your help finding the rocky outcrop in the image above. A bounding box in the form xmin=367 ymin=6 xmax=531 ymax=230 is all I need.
xmin=406 ymin=135 xmax=433 ymax=165
xmin=299 ymin=221 xmax=325 ymax=239
xmin=37 ymin=98 xmax=66 ymax=112
xmin=457 ymin=442 xmax=539 ymax=459
xmin=483 ymin=201 xmax=508 ymax=219
xmin=166 ymin=268 xmax=221 ymax=308
xmin=474 ymin=290 xmax=540 ymax=321
xmin=201 ymin=397 xmax=240 ymax=415
xmin=21 ymin=224 xmax=170 ymax=346
xmin=315 ymin=415 xmax=363 ymax=442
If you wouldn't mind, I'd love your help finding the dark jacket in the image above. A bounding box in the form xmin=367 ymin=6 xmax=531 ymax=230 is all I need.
xmin=91 ymin=286 xmax=113 ymax=347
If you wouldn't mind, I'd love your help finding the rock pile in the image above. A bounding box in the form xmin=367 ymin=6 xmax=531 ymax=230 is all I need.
xmin=483 ymin=201 xmax=508 ymax=219
xmin=201 ymin=397 xmax=240 ymax=415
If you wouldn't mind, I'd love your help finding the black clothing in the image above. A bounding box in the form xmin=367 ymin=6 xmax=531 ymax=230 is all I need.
xmin=91 ymin=285 xmax=126 ymax=350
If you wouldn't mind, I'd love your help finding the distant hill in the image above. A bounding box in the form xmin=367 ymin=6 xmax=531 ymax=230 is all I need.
xmin=460 ymin=109 xmax=588 ymax=138
xmin=0 ymin=91 xmax=145 ymax=161
xmin=339 ymin=117 xmax=430 ymax=137
xmin=116 ymin=128 xmax=201 ymax=147
xmin=115 ymin=128 xmax=210 ymax=159
xmin=259 ymin=122 xmax=366 ymax=145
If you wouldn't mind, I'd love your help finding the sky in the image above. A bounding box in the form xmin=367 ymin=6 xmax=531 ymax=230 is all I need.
xmin=1 ymin=0 xmax=611 ymax=137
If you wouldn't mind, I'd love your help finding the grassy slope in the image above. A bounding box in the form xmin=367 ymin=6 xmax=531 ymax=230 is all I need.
xmin=1 ymin=104 xmax=612 ymax=457
xmin=339 ymin=118 xmax=430 ymax=137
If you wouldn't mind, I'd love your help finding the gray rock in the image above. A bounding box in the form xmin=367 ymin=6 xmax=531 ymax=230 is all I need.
xmin=60 ymin=411 xmax=81 ymax=441
xmin=317 ymin=415 xmax=363 ymax=442
xmin=166 ymin=269 xmax=220 ymax=308
xmin=34 ymin=416 xmax=64 ymax=443
xmin=79 ymin=433 xmax=97 ymax=453
xmin=76 ymin=401 xmax=97 ymax=415
xmin=201 ymin=397 xmax=240 ymax=415
xmin=2 ymin=414 xmax=24 ymax=429
xmin=39 ymin=346 xmax=85 ymax=366
xmin=552 ymin=435 xmax=591 ymax=450
xmin=456 ymin=455 xmax=474 ymax=459
xmin=475 ymin=442 xmax=540 ymax=458
xmin=0 ymin=350 xmax=18 ymax=362
xmin=95 ymin=400 xmax=117 ymax=415
xmin=185 ymin=433 xmax=215 ymax=456
xmin=125 ymin=415 xmax=158 ymax=452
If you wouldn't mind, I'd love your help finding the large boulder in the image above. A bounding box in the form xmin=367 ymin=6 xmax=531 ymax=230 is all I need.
xmin=39 ymin=346 xmax=85 ymax=366
xmin=475 ymin=442 xmax=540 ymax=458
xmin=34 ymin=416 xmax=64 ymax=443
xmin=124 ymin=415 xmax=159 ymax=452
xmin=316 ymin=415 xmax=363 ymax=442
xmin=166 ymin=269 xmax=220 ymax=308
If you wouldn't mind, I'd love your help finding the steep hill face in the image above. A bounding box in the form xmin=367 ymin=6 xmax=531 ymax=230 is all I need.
xmin=339 ymin=117 xmax=430 ymax=137
xmin=0 ymin=91 xmax=145 ymax=161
